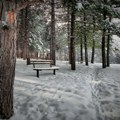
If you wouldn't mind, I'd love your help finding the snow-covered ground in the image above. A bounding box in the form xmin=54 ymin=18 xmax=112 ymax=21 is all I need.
xmin=4 ymin=59 xmax=120 ymax=120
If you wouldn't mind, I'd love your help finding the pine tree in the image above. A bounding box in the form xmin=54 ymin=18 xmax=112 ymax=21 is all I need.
xmin=62 ymin=0 xmax=77 ymax=70
xmin=84 ymin=0 xmax=120 ymax=68
xmin=0 ymin=1 xmax=17 ymax=118
xmin=0 ymin=0 xmax=43 ymax=118
xmin=50 ymin=0 xmax=56 ymax=65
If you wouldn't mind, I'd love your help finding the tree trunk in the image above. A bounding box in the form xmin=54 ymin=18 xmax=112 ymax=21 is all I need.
xmin=17 ymin=9 xmax=25 ymax=59
xmin=102 ymin=28 xmax=106 ymax=68
xmin=91 ymin=16 xmax=95 ymax=63
xmin=0 ymin=1 xmax=17 ymax=119
xmin=80 ymin=35 xmax=83 ymax=63
xmin=102 ymin=0 xmax=107 ymax=68
xmin=83 ymin=12 xmax=88 ymax=66
xmin=22 ymin=7 xmax=29 ymax=60
xmin=106 ymin=32 xmax=110 ymax=67
xmin=0 ymin=2 xmax=3 ymax=48
xmin=50 ymin=0 xmax=56 ymax=65
xmin=27 ymin=58 xmax=31 ymax=65
xmin=106 ymin=17 xmax=111 ymax=67
xmin=91 ymin=38 xmax=95 ymax=63
xmin=17 ymin=7 xmax=29 ymax=60
xmin=70 ymin=8 xmax=76 ymax=70
xmin=67 ymin=6 xmax=71 ymax=64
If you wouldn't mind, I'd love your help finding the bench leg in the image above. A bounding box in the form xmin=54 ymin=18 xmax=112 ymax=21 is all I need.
xmin=37 ymin=70 xmax=39 ymax=77
xmin=53 ymin=69 xmax=56 ymax=75
xmin=33 ymin=63 xmax=35 ymax=68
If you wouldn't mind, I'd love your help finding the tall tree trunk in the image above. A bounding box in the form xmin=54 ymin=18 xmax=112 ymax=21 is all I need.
xmin=102 ymin=0 xmax=107 ymax=68
xmin=0 ymin=2 xmax=3 ymax=48
xmin=91 ymin=16 xmax=95 ymax=63
xmin=0 ymin=1 xmax=17 ymax=119
xmin=83 ymin=12 xmax=88 ymax=66
xmin=17 ymin=7 xmax=29 ymax=60
xmin=50 ymin=0 xmax=56 ymax=65
xmin=91 ymin=38 xmax=95 ymax=63
xmin=80 ymin=35 xmax=83 ymax=63
xmin=17 ymin=9 xmax=25 ymax=59
xmin=0 ymin=2 xmax=3 ymax=20
xmin=106 ymin=31 xmax=110 ymax=67
xmin=22 ymin=7 xmax=29 ymax=59
xmin=102 ymin=28 xmax=106 ymax=68
xmin=106 ymin=16 xmax=111 ymax=67
xmin=70 ymin=8 xmax=76 ymax=70
xmin=67 ymin=6 xmax=71 ymax=64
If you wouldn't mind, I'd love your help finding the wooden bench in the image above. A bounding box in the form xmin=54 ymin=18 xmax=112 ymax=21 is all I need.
xmin=27 ymin=59 xmax=53 ymax=64
xmin=32 ymin=62 xmax=52 ymax=68
xmin=30 ymin=60 xmax=53 ymax=68
xmin=33 ymin=66 xmax=59 ymax=78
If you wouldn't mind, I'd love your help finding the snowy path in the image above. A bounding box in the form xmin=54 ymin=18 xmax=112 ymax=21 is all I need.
xmin=1 ymin=59 xmax=120 ymax=120
xmin=91 ymin=65 xmax=120 ymax=120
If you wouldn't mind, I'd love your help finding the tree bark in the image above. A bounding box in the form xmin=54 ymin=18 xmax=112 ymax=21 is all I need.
xmin=91 ymin=16 xmax=95 ymax=63
xmin=102 ymin=0 xmax=107 ymax=68
xmin=83 ymin=12 xmax=88 ymax=66
xmin=20 ymin=7 xmax=29 ymax=59
xmin=17 ymin=9 xmax=25 ymax=59
xmin=102 ymin=28 xmax=106 ymax=68
xmin=67 ymin=6 xmax=71 ymax=64
xmin=80 ymin=35 xmax=83 ymax=63
xmin=106 ymin=17 xmax=111 ymax=67
xmin=0 ymin=1 xmax=3 ymax=48
xmin=50 ymin=0 xmax=56 ymax=65
xmin=0 ymin=1 xmax=17 ymax=119
xmin=106 ymin=31 xmax=110 ymax=67
xmin=23 ymin=7 xmax=29 ymax=60
xmin=70 ymin=8 xmax=76 ymax=70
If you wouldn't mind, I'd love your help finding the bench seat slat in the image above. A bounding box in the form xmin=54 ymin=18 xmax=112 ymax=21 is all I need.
xmin=33 ymin=67 xmax=59 ymax=70
xmin=33 ymin=67 xmax=59 ymax=77
xmin=31 ymin=62 xmax=52 ymax=63
xmin=30 ymin=61 xmax=52 ymax=68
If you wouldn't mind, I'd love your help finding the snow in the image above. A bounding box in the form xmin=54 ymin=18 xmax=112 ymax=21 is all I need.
xmin=112 ymin=35 xmax=120 ymax=50
xmin=1 ymin=59 xmax=120 ymax=120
